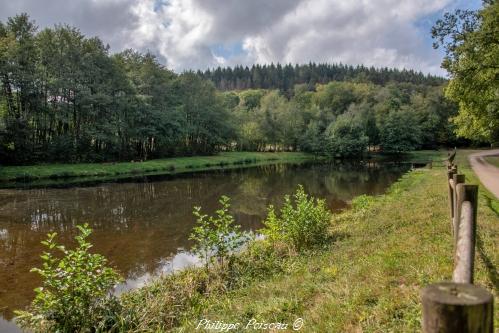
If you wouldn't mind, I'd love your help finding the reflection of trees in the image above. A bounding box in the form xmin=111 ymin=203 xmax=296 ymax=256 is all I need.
xmin=0 ymin=161 xmax=410 ymax=319
xmin=321 ymin=162 xmax=409 ymax=201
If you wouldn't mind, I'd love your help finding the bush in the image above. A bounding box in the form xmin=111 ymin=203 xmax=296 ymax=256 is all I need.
xmin=189 ymin=196 xmax=249 ymax=270
xmin=325 ymin=113 xmax=369 ymax=157
xmin=15 ymin=224 xmax=122 ymax=333
xmin=262 ymin=185 xmax=331 ymax=251
xmin=351 ymin=194 xmax=375 ymax=211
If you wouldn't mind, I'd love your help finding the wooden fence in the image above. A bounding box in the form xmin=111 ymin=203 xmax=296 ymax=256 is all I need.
xmin=421 ymin=160 xmax=494 ymax=333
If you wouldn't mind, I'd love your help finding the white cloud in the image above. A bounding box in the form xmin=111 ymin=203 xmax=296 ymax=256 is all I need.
xmin=0 ymin=0 xmax=458 ymax=74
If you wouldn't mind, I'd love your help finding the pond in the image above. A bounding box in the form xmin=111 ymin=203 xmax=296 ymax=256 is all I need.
xmin=0 ymin=161 xmax=411 ymax=331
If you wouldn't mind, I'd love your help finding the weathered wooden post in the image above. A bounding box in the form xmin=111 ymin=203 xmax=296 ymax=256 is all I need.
xmin=421 ymin=282 xmax=493 ymax=333
xmin=447 ymin=168 xmax=457 ymax=226
xmin=453 ymin=184 xmax=478 ymax=283
xmin=452 ymin=174 xmax=466 ymax=238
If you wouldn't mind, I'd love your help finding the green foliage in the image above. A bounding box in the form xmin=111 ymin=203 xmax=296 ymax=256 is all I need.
xmin=0 ymin=13 xmax=459 ymax=165
xmin=379 ymin=108 xmax=422 ymax=153
xmin=201 ymin=63 xmax=445 ymax=92
xmin=325 ymin=113 xmax=369 ymax=157
xmin=432 ymin=2 xmax=499 ymax=144
xmin=351 ymin=194 xmax=375 ymax=211
xmin=15 ymin=224 xmax=122 ymax=333
xmin=0 ymin=14 xmax=234 ymax=164
xmin=299 ymin=120 xmax=326 ymax=155
xmin=190 ymin=196 xmax=249 ymax=269
xmin=262 ymin=185 xmax=332 ymax=251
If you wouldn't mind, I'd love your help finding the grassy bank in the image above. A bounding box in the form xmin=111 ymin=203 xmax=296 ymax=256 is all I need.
xmin=117 ymin=150 xmax=497 ymax=331
xmin=485 ymin=155 xmax=499 ymax=168
xmin=0 ymin=152 xmax=313 ymax=187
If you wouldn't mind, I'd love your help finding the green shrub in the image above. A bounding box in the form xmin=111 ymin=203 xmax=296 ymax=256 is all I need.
xmin=189 ymin=196 xmax=249 ymax=270
xmin=15 ymin=224 xmax=122 ymax=333
xmin=351 ymin=194 xmax=375 ymax=211
xmin=262 ymin=185 xmax=331 ymax=251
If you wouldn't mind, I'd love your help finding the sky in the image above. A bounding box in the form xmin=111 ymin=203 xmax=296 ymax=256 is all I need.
xmin=0 ymin=0 xmax=483 ymax=75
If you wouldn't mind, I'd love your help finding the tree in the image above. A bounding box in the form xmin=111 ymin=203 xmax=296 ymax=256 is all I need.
xmin=325 ymin=113 xmax=368 ymax=157
xmin=432 ymin=1 xmax=499 ymax=144
xmin=257 ymin=91 xmax=286 ymax=151
xmin=175 ymin=73 xmax=235 ymax=154
xmin=379 ymin=108 xmax=422 ymax=153
xmin=299 ymin=120 xmax=326 ymax=155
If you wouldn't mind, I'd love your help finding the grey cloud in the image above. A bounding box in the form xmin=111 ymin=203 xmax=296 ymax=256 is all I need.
xmin=194 ymin=0 xmax=302 ymax=42
xmin=0 ymin=0 xmax=450 ymax=74
xmin=0 ymin=0 xmax=137 ymax=52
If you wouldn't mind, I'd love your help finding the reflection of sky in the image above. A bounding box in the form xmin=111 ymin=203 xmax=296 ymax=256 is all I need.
xmin=114 ymin=250 xmax=202 ymax=295
xmin=0 ymin=317 xmax=20 ymax=333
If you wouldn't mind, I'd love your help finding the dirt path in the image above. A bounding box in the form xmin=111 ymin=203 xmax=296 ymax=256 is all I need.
xmin=469 ymin=149 xmax=499 ymax=199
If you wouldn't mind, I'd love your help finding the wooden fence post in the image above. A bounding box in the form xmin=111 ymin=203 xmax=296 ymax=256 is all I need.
xmin=447 ymin=168 xmax=457 ymax=226
xmin=453 ymin=185 xmax=478 ymax=283
xmin=422 ymin=163 xmax=491 ymax=331
xmin=452 ymin=174 xmax=466 ymax=239
xmin=421 ymin=282 xmax=493 ymax=333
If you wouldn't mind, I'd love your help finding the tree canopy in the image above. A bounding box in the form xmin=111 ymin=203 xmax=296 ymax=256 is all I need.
xmin=0 ymin=14 xmax=233 ymax=164
xmin=432 ymin=0 xmax=499 ymax=144
xmin=199 ymin=63 xmax=446 ymax=93
xmin=0 ymin=13 xmax=462 ymax=165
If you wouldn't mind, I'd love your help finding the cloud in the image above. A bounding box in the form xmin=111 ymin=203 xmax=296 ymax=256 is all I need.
xmin=0 ymin=0 xmax=136 ymax=52
xmin=0 ymin=0 xmax=471 ymax=74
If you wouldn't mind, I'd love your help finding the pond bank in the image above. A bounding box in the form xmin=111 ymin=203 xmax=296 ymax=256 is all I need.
xmin=119 ymin=150 xmax=497 ymax=331
xmin=1 ymin=158 xmax=412 ymax=325
xmin=0 ymin=152 xmax=314 ymax=188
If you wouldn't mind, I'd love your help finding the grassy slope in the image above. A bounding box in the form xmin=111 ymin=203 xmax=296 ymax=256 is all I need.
xmin=485 ymin=155 xmax=499 ymax=168
xmin=175 ymin=150 xmax=498 ymax=332
xmin=0 ymin=152 xmax=312 ymax=184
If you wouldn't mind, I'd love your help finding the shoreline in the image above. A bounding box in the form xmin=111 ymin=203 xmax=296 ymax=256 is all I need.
xmin=0 ymin=150 xmax=441 ymax=189
xmin=166 ymin=149 xmax=497 ymax=331
xmin=0 ymin=152 xmax=315 ymax=188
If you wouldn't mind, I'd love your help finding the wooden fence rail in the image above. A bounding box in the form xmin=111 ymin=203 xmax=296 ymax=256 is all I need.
xmin=421 ymin=159 xmax=494 ymax=333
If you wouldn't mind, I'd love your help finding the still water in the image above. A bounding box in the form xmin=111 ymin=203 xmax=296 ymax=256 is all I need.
xmin=0 ymin=161 xmax=410 ymax=329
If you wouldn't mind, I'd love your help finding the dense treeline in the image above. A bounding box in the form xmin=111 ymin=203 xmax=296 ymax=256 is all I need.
xmin=0 ymin=14 xmax=233 ymax=164
xmin=224 ymin=81 xmax=459 ymax=156
xmin=0 ymin=14 xmax=459 ymax=165
xmin=199 ymin=63 xmax=446 ymax=92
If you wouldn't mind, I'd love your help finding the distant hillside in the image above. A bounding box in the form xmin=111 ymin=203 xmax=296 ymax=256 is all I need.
xmin=198 ymin=63 xmax=446 ymax=91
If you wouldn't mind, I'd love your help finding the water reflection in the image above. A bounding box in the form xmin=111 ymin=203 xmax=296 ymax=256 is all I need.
xmin=0 ymin=161 xmax=410 ymax=326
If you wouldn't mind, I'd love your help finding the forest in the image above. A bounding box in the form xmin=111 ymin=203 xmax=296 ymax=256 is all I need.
xmin=0 ymin=14 xmax=463 ymax=165
xmin=198 ymin=63 xmax=446 ymax=91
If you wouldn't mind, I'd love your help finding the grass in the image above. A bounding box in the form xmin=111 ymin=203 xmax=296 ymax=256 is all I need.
xmin=485 ymin=155 xmax=499 ymax=168
xmin=12 ymin=149 xmax=498 ymax=331
xmin=0 ymin=150 xmax=439 ymax=188
xmin=0 ymin=152 xmax=313 ymax=187
xmin=113 ymin=149 xmax=497 ymax=332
